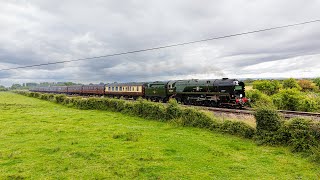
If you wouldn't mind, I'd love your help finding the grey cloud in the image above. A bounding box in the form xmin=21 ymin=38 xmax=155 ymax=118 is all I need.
xmin=0 ymin=0 xmax=320 ymax=86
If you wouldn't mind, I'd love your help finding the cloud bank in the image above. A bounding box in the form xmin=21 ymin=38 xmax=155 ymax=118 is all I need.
xmin=0 ymin=0 xmax=320 ymax=86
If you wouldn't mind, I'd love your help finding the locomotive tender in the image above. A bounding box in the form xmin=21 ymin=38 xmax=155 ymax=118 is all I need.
xmin=30 ymin=78 xmax=248 ymax=108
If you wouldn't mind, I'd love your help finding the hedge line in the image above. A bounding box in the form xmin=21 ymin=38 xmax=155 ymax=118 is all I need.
xmin=14 ymin=91 xmax=255 ymax=139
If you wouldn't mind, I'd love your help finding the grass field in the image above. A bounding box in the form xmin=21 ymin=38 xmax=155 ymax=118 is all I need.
xmin=0 ymin=92 xmax=319 ymax=179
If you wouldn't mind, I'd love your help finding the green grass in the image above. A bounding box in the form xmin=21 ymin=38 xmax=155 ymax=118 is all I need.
xmin=0 ymin=92 xmax=319 ymax=179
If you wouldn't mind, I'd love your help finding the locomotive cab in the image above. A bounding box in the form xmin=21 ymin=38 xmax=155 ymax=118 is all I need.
xmin=234 ymin=81 xmax=248 ymax=105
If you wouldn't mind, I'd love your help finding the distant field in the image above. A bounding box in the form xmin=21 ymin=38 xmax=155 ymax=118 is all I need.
xmin=0 ymin=92 xmax=319 ymax=179
xmin=245 ymin=85 xmax=253 ymax=91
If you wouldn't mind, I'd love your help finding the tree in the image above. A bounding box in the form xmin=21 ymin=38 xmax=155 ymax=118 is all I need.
xmin=283 ymin=78 xmax=301 ymax=89
xmin=63 ymin=82 xmax=77 ymax=86
xmin=10 ymin=84 xmax=22 ymax=89
xmin=252 ymin=80 xmax=281 ymax=95
xmin=313 ymin=78 xmax=320 ymax=88
xmin=0 ymin=85 xmax=7 ymax=91
xmin=298 ymin=79 xmax=317 ymax=92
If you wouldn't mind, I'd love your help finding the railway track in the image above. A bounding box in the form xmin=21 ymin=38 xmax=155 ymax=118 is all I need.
xmin=277 ymin=110 xmax=320 ymax=119
xmin=202 ymin=107 xmax=320 ymax=120
xmin=58 ymin=93 xmax=320 ymax=120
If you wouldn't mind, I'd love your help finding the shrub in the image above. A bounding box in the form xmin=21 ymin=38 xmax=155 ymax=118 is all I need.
xmin=55 ymin=94 xmax=67 ymax=104
xmin=272 ymin=89 xmax=320 ymax=112
xmin=0 ymin=85 xmax=8 ymax=91
xmin=310 ymin=146 xmax=320 ymax=163
xmin=246 ymin=89 xmax=273 ymax=107
xmin=47 ymin=94 xmax=55 ymax=101
xmin=29 ymin=92 xmax=40 ymax=98
xmin=253 ymin=80 xmax=281 ymax=95
xmin=283 ymin=78 xmax=301 ymax=90
xmin=285 ymin=118 xmax=320 ymax=152
xmin=219 ymin=120 xmax=255 ymax=138
xmin=166 ymin=99 xmax=182 ymax=119
xmin=298 ymin=97 xmax=319 ymax=112
xmin=255 ymin=107 xmax=281 ymax=132
xmin=136 ymin=100 xmax=167 ymax=121
xmin=254 ymin=107 xmax=282 ymax=144
xmin=39 ymin=93 xmax=53 ymax=101
xmin=298 ymin=79 xmax=317 ymax=92
xmin=313 ymin=77 xmax=320 ymax=88
xmin=180 ymin=108 xmax=211 ymax=128
xmin=272 ymin=89 xmax=302 ymax=111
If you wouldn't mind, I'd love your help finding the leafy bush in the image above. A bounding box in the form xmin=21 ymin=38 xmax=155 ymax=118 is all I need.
xmin=39 ymin=93 xmax=55 ymax=101
xmin=272 ymin=89 xmax=302 ymax=111
xmin=283 ymin=78 xmax=301 ymax=90
xmin=255 ymin=107 xmax=281 ymax=132
xmin=135 ymin=99 xmax=167 ymax=121
xmin=166 ymin=99 xmax=183 ymax=120
xmin=0 ymin=85 xmax=8 ymax=91
xmin=313 ymin=77 xmax=320 ymax=88
xmin=29 ymin=92 xmax=41 ymax=98
xmin=246 ymin=89 xmax=273 ymax=107
xmin=179 ymin=108 xmax=212 ymax=128
xmin=254 ymin=107 xmax=283 ymax=144
xmin=219 ymin=120 xmax=255 ymax=138
xmin=54 ymin=94 xmax=67 ymax=103
xmin=298 ymin=79 xmax=317 ymax=92
xmin=253 ymin=80 xmax=281 ymax=95
xmin=284 ymin=118 xmax=320 ymax=153
xmin=298 ymin=97 xmax=319 ymax=112
xmin=310 ymin=146 xmax=320 ymax=163
xmin=272 ymin=89 xmax=320 ymax=112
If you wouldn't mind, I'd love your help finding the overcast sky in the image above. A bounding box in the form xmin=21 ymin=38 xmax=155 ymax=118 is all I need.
xmin=0 ymin=0 xmax=320 ymax=86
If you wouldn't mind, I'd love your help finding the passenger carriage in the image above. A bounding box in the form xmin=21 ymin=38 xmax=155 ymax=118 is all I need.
xmin=105 ymin=82 xmax=146 ymax=99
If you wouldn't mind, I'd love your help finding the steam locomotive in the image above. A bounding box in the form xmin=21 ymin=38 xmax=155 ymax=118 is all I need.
xmin=30 ymin=78 xmax=248 ymax=108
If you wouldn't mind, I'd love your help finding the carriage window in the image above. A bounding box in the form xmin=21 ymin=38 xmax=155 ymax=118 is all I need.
xmin=112 ymin=87 xmax=114 ymax=91
xmin=132 ymin=87 xmax=135 ymax=91
xmin=137 ymin=86 xmax=139 ymax=91
xmin=115 ymin=87 xmax=118 ymax=91
xmin=120 ymin=87 xmax=122 ymax=91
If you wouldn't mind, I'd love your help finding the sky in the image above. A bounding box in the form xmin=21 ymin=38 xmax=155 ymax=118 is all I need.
xmin=0 ymin=0 xmax=320 ymax=86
